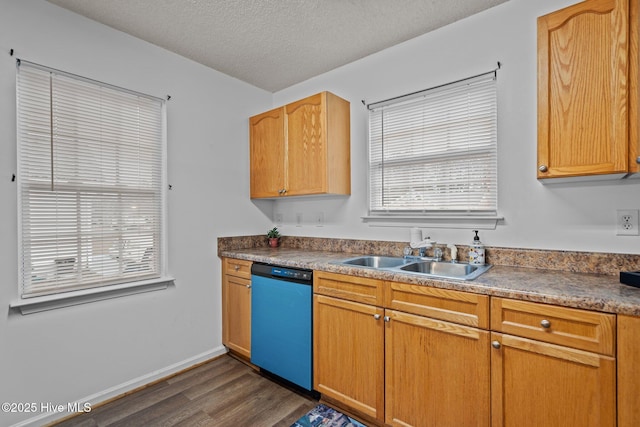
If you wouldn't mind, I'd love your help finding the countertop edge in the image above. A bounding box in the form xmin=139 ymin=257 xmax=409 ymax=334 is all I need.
xmin=220 ymin=249 xmax=640 ymax=317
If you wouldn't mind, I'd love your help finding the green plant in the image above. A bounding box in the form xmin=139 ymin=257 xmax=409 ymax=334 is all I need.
xmin=267 ymin=227 xmax=281 ymax=239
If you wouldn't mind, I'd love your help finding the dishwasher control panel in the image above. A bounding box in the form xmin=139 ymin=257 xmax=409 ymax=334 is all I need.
xmin=251 ymin=263 xmax=313 ymax=283
xmin=271 ymin=267 xmax=312 ymax=281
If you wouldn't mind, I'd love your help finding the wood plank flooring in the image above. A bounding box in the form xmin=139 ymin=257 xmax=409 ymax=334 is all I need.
xmin=52 ymin=354 xmax=318 ymax=427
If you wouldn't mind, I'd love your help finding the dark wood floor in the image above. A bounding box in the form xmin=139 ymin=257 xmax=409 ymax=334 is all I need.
xmin=53 ymin=354 xmax=318 ymax=427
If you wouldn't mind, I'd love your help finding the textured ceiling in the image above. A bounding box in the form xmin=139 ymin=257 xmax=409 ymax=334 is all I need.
xmin=46 ymin=0 xmax=508 ymax=92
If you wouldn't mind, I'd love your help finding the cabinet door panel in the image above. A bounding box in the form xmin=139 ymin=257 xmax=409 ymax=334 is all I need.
xmin=630 ymin=0 xmax=639 ymax=173
xmin=313 ymin=294 xmax=384 ymax=421
xmin=618 ymin=314 xmax=640 ymax=427
xmin=537 ymin=0 xmax=629 ymax=179
xmin=385 ymin=309 xmax=490 ymax=427
xmin=491 ymin=332 xmax=615 ymax=427
xmin=222 ymin=275 xmax=251 ymax=358
xmin=286 ymin=93 xmax=326 ymax=195
xmin=250 ymin=107 xmax=285 ymax=197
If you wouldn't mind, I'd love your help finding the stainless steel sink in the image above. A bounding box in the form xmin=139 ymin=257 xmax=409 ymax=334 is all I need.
xmin=336 ymin=255 xmax=410 ymax=269
xmin=333 ymin=255 xmax=491 ymax=281
xmin=396 ymin=261 xmax=491 ymax=280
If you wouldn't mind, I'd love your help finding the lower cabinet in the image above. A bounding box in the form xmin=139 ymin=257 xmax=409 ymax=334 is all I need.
xmin=491 ymin=297 xmax=616 ymax=427
xmin=314 ymin=271 xmax=491 ymax=426
xmin=221 ymin=257 xmax=252 ymax=359
xmin=490 ymin=332 xmax=615 ymax=427
xmin=617 ymin=314 xmax=640 ymax=427
xmin=385 ymin=309 xmax=490 ymax=427
xmin=314 ymin=271 xmax=619 ymax=427
xmin=313 ymin=294 xmax=385 ymax=420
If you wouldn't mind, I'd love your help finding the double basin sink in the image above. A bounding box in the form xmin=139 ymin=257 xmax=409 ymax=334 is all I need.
xmin=334 ymin=255 xmax=491 ymax=281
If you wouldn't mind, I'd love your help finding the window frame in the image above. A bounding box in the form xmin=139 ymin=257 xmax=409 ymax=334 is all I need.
xmin=364 ymin=70 xmax=502 ymax=229
xmin=13 ymin=59 xmax=170 ymax=311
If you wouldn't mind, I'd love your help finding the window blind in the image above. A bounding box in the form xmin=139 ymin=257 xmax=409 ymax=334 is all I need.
xmin=368 ymin=72 xmax=498 ymax=215
xmin=17 ymin=60 xmax=165 ymax=298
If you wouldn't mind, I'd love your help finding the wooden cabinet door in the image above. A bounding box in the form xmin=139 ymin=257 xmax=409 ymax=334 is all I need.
xmin=618 ymin=314 xmax=640 ymax=427
xmin=491 ymin=332 xmax=616 ymax=427
xmin=285 ymin=93 xmax=327 ymax=195
xmin=537 ymin=0 xmax=629 ymax=179
xmin=313 ymin=294 xmax=385 ymax=421
xmin=630 ymin=0 xmax=640 ymax=173
xmin=249 ymin=107 xmax=285 ymax=198
xmin=222 ymin=274 xmax=252 ymax=358
xmin=385 ymin=309 xmax=490 ymax=427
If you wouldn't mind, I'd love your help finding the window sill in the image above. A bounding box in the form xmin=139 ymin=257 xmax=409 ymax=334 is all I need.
xmin=10 ymin=277 xmax=174 ymax=315
xmin=362 ymin=215 xmax=503 ymax=229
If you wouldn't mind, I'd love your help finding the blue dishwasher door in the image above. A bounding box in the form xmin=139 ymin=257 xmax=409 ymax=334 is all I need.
xmin=250 ymin=274 xmax=312 ymax=390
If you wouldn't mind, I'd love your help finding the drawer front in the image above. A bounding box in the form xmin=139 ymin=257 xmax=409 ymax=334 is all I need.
xmin=491 ymin=297 xmax=615 ymax=356
xmin=223 ymin=258 xmax=252 ymax=279
xmin=385 ymin=281 xmax=489 ymax=329
xmin=314 ymin=271 xmax=384 ymax=306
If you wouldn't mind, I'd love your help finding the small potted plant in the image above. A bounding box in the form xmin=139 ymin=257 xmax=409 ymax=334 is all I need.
xmin=267 ymin=227 xmax=281 ymax=248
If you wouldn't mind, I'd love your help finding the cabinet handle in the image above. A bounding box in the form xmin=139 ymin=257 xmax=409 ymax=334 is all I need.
xmin=383 ymin=316 xmax=391 ymax=322
xmin=373 ymin=314 xmax=381 ymax=320
xmin=540 ymin=319 xmax=551 ymax=329
xmin=636 ymin=156 xmax=640 ymax=164
xmin=491 ymin=341 xmax=501 ymax=349
xmin=538 ymin=165 xmax=548 ymax=172
xmin=278 ymin=189 xmax=287 ymax=195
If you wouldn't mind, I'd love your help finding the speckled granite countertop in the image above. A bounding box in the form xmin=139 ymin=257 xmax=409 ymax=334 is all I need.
xmin=220 ymin=246 xmax=640 ymax=316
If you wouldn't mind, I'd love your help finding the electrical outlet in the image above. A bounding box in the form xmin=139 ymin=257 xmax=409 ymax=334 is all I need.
xmin=617 ymin=209 xmax=639 ymax=236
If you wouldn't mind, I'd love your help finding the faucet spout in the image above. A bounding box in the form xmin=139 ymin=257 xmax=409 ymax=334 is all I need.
xmin=447 ymin=244 xmax=458 ymax=263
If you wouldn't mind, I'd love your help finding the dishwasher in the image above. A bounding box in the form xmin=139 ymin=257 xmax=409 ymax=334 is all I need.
xmin=250 ymin=262 xmax=313 ymax=391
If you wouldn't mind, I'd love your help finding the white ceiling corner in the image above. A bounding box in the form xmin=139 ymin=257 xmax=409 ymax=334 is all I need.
xmin=46 ymin=0 xmax=509 ymax=92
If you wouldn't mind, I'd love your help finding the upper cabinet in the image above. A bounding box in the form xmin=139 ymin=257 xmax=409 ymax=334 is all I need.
xmin=249 ymin=91 xmax=351 ymax=198
xmin=537 ymin=0 xmax=639 ymax=180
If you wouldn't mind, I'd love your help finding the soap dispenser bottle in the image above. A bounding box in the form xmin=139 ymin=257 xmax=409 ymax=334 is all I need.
xmin=469 ymin=230 xmax=485 ymax=265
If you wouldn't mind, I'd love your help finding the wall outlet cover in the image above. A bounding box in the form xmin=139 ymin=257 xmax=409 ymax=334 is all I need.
xmin=617 ymin=209 xmax=640 ymax=236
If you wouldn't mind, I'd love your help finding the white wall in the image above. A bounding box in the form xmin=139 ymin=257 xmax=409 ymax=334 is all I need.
xmin=271 ymin=0 xmax=640 ymax=255
xmin=0 ymin=1 xmax=273 ymax=425
xmin=2 ymin=0 xmax=639 ymax=425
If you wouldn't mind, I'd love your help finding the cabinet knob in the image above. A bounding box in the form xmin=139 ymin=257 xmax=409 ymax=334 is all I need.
xmin=234 ymin=265 xmax=240 ymax=271
xmin=636 ymin=156 xmax=640 ymax=164
xmin=383 ymin=316 xmax=391 ymax=322
xmin=540 ymin=319 xmax=551 ymax=329
xmin=278 ymin=189 xmax=287 ymax=195
xmin=373 ymin=314 xmax=381 ymax=320
xmin=491 ymin=340 xmax=501 ymax=349
xmin=538 ymin=165 xmax=548 ymax=172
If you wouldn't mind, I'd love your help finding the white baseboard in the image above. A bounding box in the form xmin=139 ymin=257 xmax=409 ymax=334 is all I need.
xmin=10 ymin=346 xmax=228 ymax=427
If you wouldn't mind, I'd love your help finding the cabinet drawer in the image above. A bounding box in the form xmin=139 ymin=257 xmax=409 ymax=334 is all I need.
xmin=491 ymin=298 xmax=616 ymax=356
xmin=223 ymin=258 xmax=252 ymax=279
xmin=385 ymin=281 xmax=489 ymax=329
xmin=314 ymin=271 xmax=384 ymax=306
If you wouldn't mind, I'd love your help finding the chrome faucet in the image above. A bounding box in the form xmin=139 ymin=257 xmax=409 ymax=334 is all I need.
xmin=447 ymin=244 xmax=458 ymax=263
xmin=433 ymin=246 xmax=443 ymax=262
